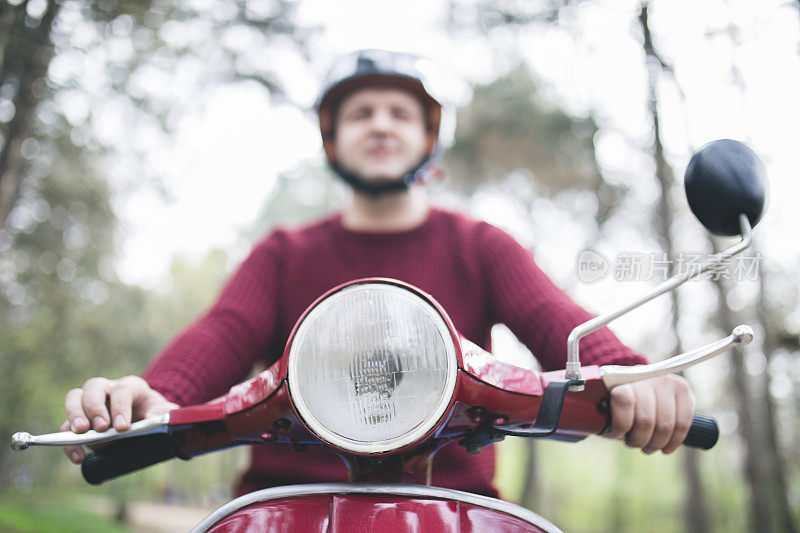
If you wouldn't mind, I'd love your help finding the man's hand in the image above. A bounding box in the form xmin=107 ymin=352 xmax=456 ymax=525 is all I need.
xmin=62 ymin=376 xmax=178 ymax=464
xmin=604 ymin=374 xmax=695 ymax=455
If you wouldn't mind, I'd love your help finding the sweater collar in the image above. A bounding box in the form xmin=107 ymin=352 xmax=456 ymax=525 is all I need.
xmin=332 ymin=207 xmax=439 ymax=244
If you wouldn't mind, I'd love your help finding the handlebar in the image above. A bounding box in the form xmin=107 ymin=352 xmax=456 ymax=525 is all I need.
xmin=19 ymin=411 xmax=718 ymax=486
xmin=490 ymin=377 xmax=719 ymax=450
xmin=683 ymin=415 xmax=718 ymax=450
xmin=74 ymin=414 xmax=721 ymax=485
xmin=82 ymin=433 xmax=184 ymax=485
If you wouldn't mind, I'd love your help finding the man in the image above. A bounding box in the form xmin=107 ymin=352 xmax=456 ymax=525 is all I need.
xmin=62 ymin=50 xmax=694 ymax=498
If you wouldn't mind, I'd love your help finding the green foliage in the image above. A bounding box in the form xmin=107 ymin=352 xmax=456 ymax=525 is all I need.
xmin=0 ymin=132 xmax=159 ymax=487
xmin=247 ymin=163 xmax=346 ymax=239
xmin=1 ymin=0 xmax=314 ymax=231
xmin=0 ymin=503 xmax=128 ymax=533
xmin=446 ymin=64 xmax=601 ymax=195
xmin=145 ymin=248 xmax=231 ymax=341
xmin=495 ymin=437 xmax=752 ymax=533
xmin=0 ymin=0 xmax=315 ymax=495
xmin=447 ymin=0 xmax=587 ymax=32
xmin=0 ymin=493 xmax=129 ymax=533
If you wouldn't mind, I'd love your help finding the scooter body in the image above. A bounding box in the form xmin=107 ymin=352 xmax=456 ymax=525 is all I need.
xmin=196 ymin=484 xmax=560 ymax=533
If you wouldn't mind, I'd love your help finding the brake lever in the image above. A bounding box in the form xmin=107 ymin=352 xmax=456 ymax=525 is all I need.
xmin=600 ymin=325 xmax=753 ymax=389
xmin=11 ymin=414 xmax=170 ymax=451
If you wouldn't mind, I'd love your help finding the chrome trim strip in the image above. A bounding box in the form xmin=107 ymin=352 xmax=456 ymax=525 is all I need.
xmin=567 ymin=214 xmax=753 ymax=386
xmin=11 ymin=414 xmax=170 ymax=450
xmin=190 ymin=483 xmax=563 ymax=533
xmin=600 ymin=325 xmax=754 ymax=389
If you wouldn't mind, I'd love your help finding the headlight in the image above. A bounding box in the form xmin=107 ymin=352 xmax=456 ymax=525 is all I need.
xmin=287 ymin=281 xmax=458 ymax=454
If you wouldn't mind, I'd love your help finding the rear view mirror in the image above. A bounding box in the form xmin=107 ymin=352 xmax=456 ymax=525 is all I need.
xmin=684 ymin=139 xmax=767 ymax=236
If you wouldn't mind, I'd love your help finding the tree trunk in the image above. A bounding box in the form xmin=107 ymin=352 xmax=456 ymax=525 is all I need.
xmin=638 ymin=5 xmax=711 ymax=532
xmin=756 ymin=256 xmax=797 ymax=533
xmin=0 ymin=0 xmax=60 ymax=230
xmin=682 ymin=449 xmax=710 ymax=532
xmin=712 ymin=273 xmax=773 ymax=532
xmin=704 ymin=4 xmax=794 ymax=527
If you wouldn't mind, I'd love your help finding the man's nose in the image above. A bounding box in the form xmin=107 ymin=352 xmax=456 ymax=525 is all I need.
xmin=368 ymin=109 xmax=394 ymax=133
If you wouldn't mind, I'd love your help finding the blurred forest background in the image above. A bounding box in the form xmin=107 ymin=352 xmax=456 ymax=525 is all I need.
xmin=1 ymin=0 xmax=799 ymax=531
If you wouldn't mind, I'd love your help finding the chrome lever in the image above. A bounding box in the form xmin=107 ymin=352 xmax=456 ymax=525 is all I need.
xmin=11 ymin=413 xmax=170 ymax=451
xmin=599 ymin=325 xmax=753 ymax=389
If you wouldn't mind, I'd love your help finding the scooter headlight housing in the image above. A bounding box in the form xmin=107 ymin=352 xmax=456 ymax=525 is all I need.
xmin=287 ymin=281 xmax=458 ymax=454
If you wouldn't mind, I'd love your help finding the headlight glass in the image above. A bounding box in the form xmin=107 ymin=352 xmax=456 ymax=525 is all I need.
xmin=287 ymin=282 xmax=458 ymax=454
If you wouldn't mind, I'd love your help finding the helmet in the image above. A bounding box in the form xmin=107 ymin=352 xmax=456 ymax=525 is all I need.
xmin=316 ymin=49 xmax=445 ymax=196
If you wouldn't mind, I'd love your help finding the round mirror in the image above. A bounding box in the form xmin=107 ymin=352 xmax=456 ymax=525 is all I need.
xmin=684 ymin=139 xmax=766 ymax=236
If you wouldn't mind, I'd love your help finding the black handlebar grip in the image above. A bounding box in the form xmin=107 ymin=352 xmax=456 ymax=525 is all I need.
xmin=81 ymin=433 xmax=181 ymax=485
xmin=682 ymin=415 xmax=719 ymax=450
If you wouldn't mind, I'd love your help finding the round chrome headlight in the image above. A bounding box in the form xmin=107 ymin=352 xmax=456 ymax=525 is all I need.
xmin=287 ymin=281 xmax=458 ymax=454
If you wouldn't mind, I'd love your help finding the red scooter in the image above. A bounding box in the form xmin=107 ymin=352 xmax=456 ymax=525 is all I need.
xmin=12 ymin=139 xmax=766 ymax=532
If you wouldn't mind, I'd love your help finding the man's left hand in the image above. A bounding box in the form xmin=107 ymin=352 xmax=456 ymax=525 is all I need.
xmin=604 ymin=374 xmax=695 ymax=455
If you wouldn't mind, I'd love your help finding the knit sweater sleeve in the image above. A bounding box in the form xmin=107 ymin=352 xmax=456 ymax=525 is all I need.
xmin=478 ymin=223 xmax=647 ymax=371
xmin=142 ymin=233 xmax=284 ymax=406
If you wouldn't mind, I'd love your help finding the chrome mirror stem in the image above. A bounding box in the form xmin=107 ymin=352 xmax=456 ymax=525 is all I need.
xmin=566 ymin=214 xmax=753 ymax=388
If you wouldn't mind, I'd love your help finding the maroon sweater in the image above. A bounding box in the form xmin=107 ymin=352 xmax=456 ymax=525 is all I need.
xmin=143 ymin=207 xmax=645 ymax=497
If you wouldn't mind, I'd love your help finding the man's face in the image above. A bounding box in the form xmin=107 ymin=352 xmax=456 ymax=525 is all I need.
xmin=333 ymin=87 xmax=428 ymax=183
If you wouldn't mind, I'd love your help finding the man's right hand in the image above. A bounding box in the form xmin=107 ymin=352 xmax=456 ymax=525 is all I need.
xmin=62 ymin=375 xmax=178 ymax=464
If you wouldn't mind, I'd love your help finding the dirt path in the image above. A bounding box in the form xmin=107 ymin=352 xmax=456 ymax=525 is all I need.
xmin=80 ymin=496 xmax=215 ymax=532
xmin=127 ymin=501 xmax=214 ymax=533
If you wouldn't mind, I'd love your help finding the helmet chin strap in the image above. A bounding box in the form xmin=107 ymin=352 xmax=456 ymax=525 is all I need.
xmin=332 ymin=157 xmax=432 ymax=198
